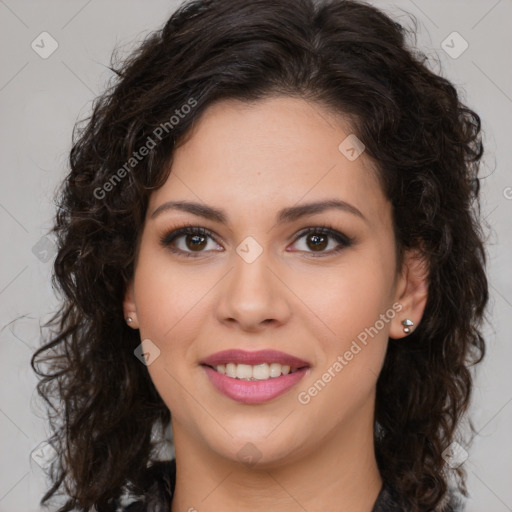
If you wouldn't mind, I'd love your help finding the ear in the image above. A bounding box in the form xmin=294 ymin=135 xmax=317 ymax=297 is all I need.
xmin=389 ymin=249 xmax=429 ymax=339
xmin=123 ymin=279 xmax=139 ymax=329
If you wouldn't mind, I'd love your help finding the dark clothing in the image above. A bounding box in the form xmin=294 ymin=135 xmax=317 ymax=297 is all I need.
xmin=110 ymin=459 xmax=462 ymax=511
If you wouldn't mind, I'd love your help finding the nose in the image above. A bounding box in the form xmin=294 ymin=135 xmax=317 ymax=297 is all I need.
xmin=214 ymin=248 xmax=292 ymax=332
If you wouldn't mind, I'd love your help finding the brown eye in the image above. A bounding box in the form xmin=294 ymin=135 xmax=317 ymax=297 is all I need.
xmin=160 ymin=224 xmax=353 ymax=259
xmin=306 ymin=232 xmax=328 ymax=251
xmin=290 ymin=226 xmax=353 ymax=257
xmin=184 ymin=233 xmax=208 ymax=251
xmin=160 ymin=226 xmax=222 ymax=257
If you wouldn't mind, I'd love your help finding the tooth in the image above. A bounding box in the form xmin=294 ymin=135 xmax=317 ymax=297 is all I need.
xmin=225 ymin=363 xmax=237 ymax=378
xmin=269 ymin=363 xmax=282 ymax=378
xmin=236 ymin=364 xmax=253 ymax=380
xmin=253 ymin=363 xmax=270 ymax=380
xmin=215 ymin=362 xmax=300 ymax=379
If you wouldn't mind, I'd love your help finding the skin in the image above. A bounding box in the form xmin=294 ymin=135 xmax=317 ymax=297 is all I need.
xmin=124 ymin=96 xmax=428 ymax=512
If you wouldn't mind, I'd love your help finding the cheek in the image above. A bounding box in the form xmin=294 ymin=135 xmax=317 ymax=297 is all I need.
xmin=301 ymin=259 xmax=394 ymax=345
xmin=133 ymin=253 xmax=208 ymax=413
xmin=133 ymin=243 xmax=212 ymax=344
xmin=295 ymin=264 xmax=392 ymax=420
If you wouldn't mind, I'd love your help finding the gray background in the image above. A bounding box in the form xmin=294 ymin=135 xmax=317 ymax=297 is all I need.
xmin=0 ymin=1 xmax=511 ymax=511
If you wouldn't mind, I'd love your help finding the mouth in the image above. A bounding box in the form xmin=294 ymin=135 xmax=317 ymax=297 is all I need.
xmin=199 ymin=348 xmax=311 ymax=381
xmin=201 ymin=363 xmax=309 ymax=405
xmin=201 ymin=361 xmax=307 ymax=381
xmin=199 ymin=349 xmax=310 ymax=404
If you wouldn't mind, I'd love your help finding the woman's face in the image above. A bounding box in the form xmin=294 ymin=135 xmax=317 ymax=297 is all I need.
xmin=125 ymin=96 xmax=414 ymax=467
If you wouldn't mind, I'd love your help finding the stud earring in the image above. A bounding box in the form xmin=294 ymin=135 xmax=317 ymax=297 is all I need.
xmin=401 ymin=319 xmax=414 ymax=334
xmin=126 ymin=317 xmax=133 ymax=324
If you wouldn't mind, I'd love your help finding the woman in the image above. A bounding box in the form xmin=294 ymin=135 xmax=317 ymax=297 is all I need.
xmin=31 ymin=0 xmax=488 ymax=511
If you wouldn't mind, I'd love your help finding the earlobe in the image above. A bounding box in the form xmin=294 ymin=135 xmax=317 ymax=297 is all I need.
xmin=123 ymin=279 xmax=139 ymax=329
xmin=389 ymin=249 xmax=429 ymax=339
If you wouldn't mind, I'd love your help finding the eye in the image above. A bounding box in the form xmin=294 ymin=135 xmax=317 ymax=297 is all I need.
xmin=160 ymin=225 xmax=222 ymax=258
xmin=159 ymin=223 xmax=353 ymax=258
xmin=289 ymin=224 xmax=353 ymax=257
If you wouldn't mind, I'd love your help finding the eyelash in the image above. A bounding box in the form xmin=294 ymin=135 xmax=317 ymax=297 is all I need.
xmin=159 ymin=223 xmax=354 ymax=259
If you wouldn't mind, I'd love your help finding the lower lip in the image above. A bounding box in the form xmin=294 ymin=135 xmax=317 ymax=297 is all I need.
xmin=202 ymin=365 xmax=309 ymax=404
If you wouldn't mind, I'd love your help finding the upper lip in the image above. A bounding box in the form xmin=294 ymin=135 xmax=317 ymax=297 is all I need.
xmin=200 ymin=349 xmax=310 ymax=369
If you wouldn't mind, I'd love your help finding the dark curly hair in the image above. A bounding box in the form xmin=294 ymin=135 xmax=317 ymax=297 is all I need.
xmin=31 ymin=0 xmax=488 ymax=510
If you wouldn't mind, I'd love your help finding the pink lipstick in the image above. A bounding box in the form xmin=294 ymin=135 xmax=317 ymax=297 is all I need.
xmin=200 ymin=349 xmax=310 ymax=404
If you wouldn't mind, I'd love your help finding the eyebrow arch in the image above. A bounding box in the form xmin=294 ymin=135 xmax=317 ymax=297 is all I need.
xmin=150 ymin=199 xmax=366 ymax=224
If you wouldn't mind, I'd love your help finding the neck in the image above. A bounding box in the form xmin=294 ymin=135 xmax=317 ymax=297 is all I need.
xmin=170 ymin=402 xmax=382 ymax=512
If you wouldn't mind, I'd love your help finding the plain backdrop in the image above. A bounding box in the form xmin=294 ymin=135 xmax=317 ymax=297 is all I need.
xmin=0 ymin=1 xmax=511 ymax=511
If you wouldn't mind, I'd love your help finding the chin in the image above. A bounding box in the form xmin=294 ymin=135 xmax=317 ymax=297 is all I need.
xmin=203 ymin=424 xmax=309 ymax=470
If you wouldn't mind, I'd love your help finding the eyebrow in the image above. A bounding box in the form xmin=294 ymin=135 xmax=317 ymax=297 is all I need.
xmin=150 ymin=198 xmax=366 ymax=225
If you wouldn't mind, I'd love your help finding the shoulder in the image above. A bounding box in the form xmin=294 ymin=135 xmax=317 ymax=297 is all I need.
xmin=372 ymin=482 xmax=408 ymax=512
xmin=110 ymin=462 xmax=464 ymax=512
xmin=372 ymin=482 xmax=465 ymax=512
xmin=115 ymin=459 xmax=176 ymax=512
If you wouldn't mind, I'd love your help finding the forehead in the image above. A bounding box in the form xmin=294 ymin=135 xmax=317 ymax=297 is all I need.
xmin=148 ymin=96 xmax=388 ymax=227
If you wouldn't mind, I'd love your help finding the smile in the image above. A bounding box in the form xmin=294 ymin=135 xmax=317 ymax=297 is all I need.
xmin=210 ymin=362 xmax=301 ymax=380
xmin=200 ymin=349 xmax=311 ymax=404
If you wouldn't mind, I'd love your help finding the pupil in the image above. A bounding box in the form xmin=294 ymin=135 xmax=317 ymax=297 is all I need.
xmin=188 ymin=234 xmax=206 ymax=251
xmin=309 ymin=234 xmax=327 ymax=251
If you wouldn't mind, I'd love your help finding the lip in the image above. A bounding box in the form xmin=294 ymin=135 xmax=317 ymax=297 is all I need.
xmin=202 ymin=365 xmax=310 ymax=404
xmin=200 ymin=349 xmax=310 ymax=368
